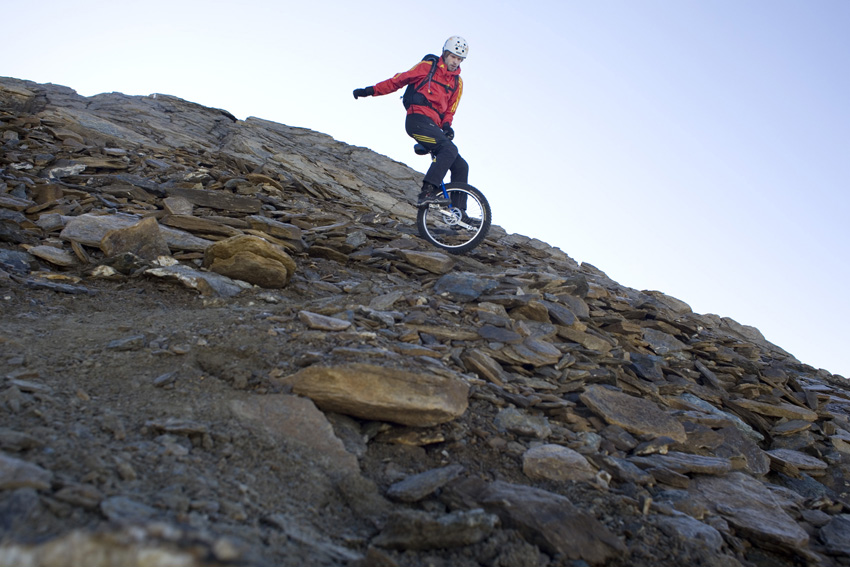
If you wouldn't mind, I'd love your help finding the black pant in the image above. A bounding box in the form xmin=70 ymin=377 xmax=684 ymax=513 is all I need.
xmin=405 ymin=113 xmax=469 ymax=187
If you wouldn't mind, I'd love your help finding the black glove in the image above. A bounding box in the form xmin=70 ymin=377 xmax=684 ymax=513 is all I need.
xmin=353 ymin=87 xmax=375 ymax=99
xmin=441 ymin=125 xmax=454 ymax=140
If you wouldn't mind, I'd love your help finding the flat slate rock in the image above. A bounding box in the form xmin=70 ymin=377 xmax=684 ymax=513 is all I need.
xmin=386 ymin=464 xmax=465 ymax=502
xmin=60 ymin=213 xmax=212 ymax=251
xmin=448 ymin=478 xmax=626 ymax=564
xmin=580 ymin=385 xmax=687 ymax=443
xmin=630 ymin=451 xmax=732 ymax=476
xmin=278 ymin=363 xmax=469 ymax=427
xmin=229 ymin=394 xmax=359 ymax=475
xmin=733 ymin=398 xmax=819 ymax=422
xmin=767 ymin=448 xmax=829 ymax=472
xmin=372 ymin=508 xmax=497 ymax=551
xmin=690 ymin=472 xmax=809 ymax=551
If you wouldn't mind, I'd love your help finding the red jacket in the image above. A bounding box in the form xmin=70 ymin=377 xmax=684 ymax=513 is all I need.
xmin=373 ymin=58 xmax=463 ymax=127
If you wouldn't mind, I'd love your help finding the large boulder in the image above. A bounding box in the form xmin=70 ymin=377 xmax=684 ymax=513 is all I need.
xmin=203 ymin=234 xmax=297 ymax=288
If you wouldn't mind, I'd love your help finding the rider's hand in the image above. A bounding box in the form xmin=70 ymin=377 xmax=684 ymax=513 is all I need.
xmin=353 ymin=87 xmax=375 ymax=99
xmin=441 ymin=125 xmax=454 ymax=140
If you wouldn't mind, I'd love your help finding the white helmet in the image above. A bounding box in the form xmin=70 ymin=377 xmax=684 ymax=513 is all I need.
xmin=443 ymin=36 xmax=469 ymax=58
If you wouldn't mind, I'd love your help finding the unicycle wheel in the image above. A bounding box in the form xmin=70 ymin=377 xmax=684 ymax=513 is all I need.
xmin=416 ymin=182 xmax=491 ymax=254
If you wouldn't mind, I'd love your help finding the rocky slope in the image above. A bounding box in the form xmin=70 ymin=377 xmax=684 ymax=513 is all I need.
xmin=1 ymin=76 xmax=849 ymax=567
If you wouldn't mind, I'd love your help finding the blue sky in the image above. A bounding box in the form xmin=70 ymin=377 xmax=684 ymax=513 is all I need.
xmin=5 ymin=1 xmax=849 ymax=377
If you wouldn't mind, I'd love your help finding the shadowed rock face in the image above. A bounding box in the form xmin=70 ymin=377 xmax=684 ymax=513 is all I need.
xmin=1 ymin=76 xmax=849 ymax=567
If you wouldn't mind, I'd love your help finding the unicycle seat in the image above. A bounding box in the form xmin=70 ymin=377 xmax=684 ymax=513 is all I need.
xmin=413 ymin=143 xmax=430 ymax=156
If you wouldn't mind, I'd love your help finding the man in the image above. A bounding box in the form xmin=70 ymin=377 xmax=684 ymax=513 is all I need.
xmin=353 ymin=36 xmax=469 ymax=207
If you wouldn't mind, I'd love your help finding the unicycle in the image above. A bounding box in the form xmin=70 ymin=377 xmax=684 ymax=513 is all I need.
xmin=414 ymin=144 xmax=491 ymax=254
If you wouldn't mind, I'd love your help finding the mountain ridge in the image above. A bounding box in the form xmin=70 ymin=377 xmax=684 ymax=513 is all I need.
xmin=1 ymin=76 xmax=849 ymax=567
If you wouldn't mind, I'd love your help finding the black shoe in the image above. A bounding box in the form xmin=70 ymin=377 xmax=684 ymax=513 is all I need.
xmin=417 ymin=182 xmax=449 ymax=206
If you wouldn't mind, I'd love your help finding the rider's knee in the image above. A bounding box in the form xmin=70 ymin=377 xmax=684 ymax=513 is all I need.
xmin=452 ymin=158 xmax=469 ymax=182
xmin=437 ymin=140 xmax=459 ymax=159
